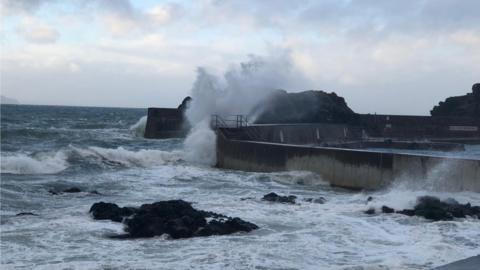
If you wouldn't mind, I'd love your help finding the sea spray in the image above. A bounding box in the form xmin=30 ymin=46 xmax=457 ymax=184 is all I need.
xmin=183 ymin=51 xmax=309 ymax=165
xmin=130 ymin=115 xmax=147 ymax=137
xmin=183 ymin=120 xmax=217 ymax=166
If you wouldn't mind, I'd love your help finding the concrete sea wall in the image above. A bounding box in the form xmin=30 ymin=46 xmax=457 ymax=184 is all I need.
xmin=216 ymin=132 xmax=480 ymax=191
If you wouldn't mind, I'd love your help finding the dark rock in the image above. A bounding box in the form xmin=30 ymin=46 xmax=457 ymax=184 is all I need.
xmin=367 ymin=196 xmax=373 ymax=202
xmin=381 ymin=206 xmax=394 ymax=214
xmin=430 ymin=83 xmax=480 ymax=118
xmin=90 ymin=200 xmax=258 ymax=239
xmin=262 ymin=192 xmax=297 ymax=204
xmin=63 ymin=187 xmax=82 ymax=193
xmin=252 ymin=90 xmax=358 ymax=124
xmin=89 ymin=202 xmax=136 ymax=222
xmin=15 ymin=212 xmax=38 ymax=216
xmin=49 ymin=187 xmax=85 ymax=195
xmin=177 ymin=96 xmax=192 ymax=112
xmin=396 ymin=209 xmax=415 ymax=216
xmin=89 ymin=190 xmax=101 ymax=195
xmin=395 ymin=196 xmax=480 ymax=221
xmin=303 ymin=197 xmax=326 ymax=204
xmin=364 ymin=208 xmax=375 ymax=215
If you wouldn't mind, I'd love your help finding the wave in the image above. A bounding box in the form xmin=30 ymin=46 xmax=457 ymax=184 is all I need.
xmin=70 ymin=146 xmax=182 ymax=168
xmin=129 ymin=116 xmax=147 ymax=137
xmin=1 ymin=146 xmax=182 ymax=175
xmin=1 ymin=152 xmax=69 ymax=174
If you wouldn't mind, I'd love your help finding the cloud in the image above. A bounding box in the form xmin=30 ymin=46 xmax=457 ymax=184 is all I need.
xmin=1 ymin=0 xmax=479 ymax=113
xmin=16 ymin=16 xmax=59 ymax=43
xmin=1 ymin=0 xmax=53 ymax=15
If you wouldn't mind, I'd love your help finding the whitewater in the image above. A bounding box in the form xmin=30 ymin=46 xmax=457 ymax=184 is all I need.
xmin=1 ymin=104 xmax=480 ymax=270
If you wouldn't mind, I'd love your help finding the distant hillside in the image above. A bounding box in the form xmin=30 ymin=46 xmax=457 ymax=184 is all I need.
xmin=431 ymin=83 xmax=480 ymax=118
xmin=1 ymin=95 xmax=20 ymax=105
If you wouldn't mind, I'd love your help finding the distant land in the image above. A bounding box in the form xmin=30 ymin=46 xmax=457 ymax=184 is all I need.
xmin=0 ymin=95 xmax=20 ymax=105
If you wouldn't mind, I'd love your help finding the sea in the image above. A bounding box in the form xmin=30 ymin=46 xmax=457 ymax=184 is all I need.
xmin=1 ymin=104 xmax=479 ymax=270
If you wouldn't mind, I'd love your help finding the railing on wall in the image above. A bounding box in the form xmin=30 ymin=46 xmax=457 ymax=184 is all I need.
xmin=211 ymin=115 xmax=261 ymax=141
xmin=211 ymin=115 xmax=249 ymax=129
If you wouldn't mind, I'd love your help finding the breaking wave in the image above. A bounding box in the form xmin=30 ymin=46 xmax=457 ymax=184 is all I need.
xmin=1 ymin=151 xmax=69 ymax=174
xmin=129 ymin=115 xmax=147 ymax=137
xmin=1 ymin=146 xmax=182 ymax=175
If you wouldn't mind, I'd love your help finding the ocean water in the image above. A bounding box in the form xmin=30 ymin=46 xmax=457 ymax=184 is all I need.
xmin=1 ymin=104 xmax=479 ymax=270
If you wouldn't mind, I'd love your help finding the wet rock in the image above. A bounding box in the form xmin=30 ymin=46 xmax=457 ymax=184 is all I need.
xmin=367 ymin=196 xmax=373 ymax=202
xmin=90 ymin=202 xmax=136 ymax=222
xmin=381 ymin=206 xmax=394 ymax=214
xmin=63 ymin=187 xmax=82 ymax=193
xmin=364 ymin=208 xmax=375 ymax=215
xmin=303 ymin=197 xmax=326 ymax=204
xmin=15 ymin=212 xmax=38 ymax=217
xmin=89 ymin=190 xmax=101 ymax=195
xmin=90 ymin=200 xmax=258 ymax=239
xmin=262 ymin=192 xmax=297 ymax=204
xmin=381 ymin=196 xmax=480 ymax=221
xmin=396 ymin=209 xmax=415 ymax=216
xmin=49 ymin=187 xmax=82 ymax=195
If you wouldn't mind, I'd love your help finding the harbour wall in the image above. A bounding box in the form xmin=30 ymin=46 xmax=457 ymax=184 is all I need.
xmin=216 ymin=131 xmax=480 ymax=191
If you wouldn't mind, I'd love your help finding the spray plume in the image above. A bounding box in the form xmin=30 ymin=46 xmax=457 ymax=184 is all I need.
xmin=183 ymin=50 xmax=308 ymax=165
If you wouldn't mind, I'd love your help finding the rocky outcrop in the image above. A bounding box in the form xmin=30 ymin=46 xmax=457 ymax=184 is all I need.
xmin=430 ymin=83 xmax=480 ymax=118
xmin=252 ymin=90 xmax=358 ymax=124
xmin=177 ymin=96 xmax=192 ymax=112
xmin=366 ymin=196 xmax=480 ymax=221
xmin=262 ymin=192 xmax=297 ymax=204
xmin=89 ymin=200 xmax=258 ymax=239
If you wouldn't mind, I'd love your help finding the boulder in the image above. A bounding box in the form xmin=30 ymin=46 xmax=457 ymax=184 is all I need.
xmin=89 ymin=202 xmax=136 ymax=222
xmin=251 ymin=90 xmax=358 ymax=124
xmin=371 ymin=196 xmax=480 ymax=221
xmin=303 ymin=197 xmax=326 ymax=204
xmin=15 ymin=212 xmax=38 ymax=217
xmin=381 ymin=206 xmax=394 ymax=214
xmin=90 ymin=200 xmax=258 ymax=239
xmin=430 ymin=83 xmax=480 ymax=118
xmin=262 ymin=192 xmax=297 ymax=204
xmin=63 ymin=187 xmax=82 ymax=193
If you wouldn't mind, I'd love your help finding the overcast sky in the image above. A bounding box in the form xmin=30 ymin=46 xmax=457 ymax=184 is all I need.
xmin=1 ymin=0 xmax=479 ymax=114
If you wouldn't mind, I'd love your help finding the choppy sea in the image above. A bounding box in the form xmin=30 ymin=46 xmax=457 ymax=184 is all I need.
xmin=1 ymin=104 xmax=479 ymax=269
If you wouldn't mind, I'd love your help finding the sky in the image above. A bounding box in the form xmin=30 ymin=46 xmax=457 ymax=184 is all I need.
xmin=1 ymin=0 xmax=479 ymax=114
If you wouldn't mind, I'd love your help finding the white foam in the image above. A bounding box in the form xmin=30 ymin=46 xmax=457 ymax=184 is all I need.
xmin=129 ymin=115 xmax=147 ymax=137
xmin=70 ymin=145 xmax=182 ymax=168
xmin=1 ymin=151 xmax=69 ymax=174
xmin=183 ymin=120 xmax=216 ymax=166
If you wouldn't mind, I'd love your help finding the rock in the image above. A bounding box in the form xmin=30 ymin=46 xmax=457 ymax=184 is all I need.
xmin=15 ymin=212 xmax=38 ymax=217
xmin=63 ymin=187 xmax=82 ymax=193
xmin=89 ymin=190 xmax=101 ymax=195
xmin=394 ymin=196 xmax=480 ymax=221
xmin=381 ymin=206 xmax=394 ymax=214
xmin=396 ymin=209 xmax=415 ymax=216
xmin=90 ymin=200 xmax=258 ymax=239
xmin=430 ymin=83 xmax=480 ymax=118
xmin=364 ymin=208 xmax=375 ymax=215
xmin=262 ymin=192 xmax=297 ymax=204
xmin=49 ymin=187 xmax=82 ymax=195
xmin=303 ymin=197 xmax=326 ymax=204
xmin=89 ymin=202 xmax=136 ymax=222
xmin=366 ymin=196 xmax=373 ymax=203
xmin=252 ymin=90 xmax=358 ymax=124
